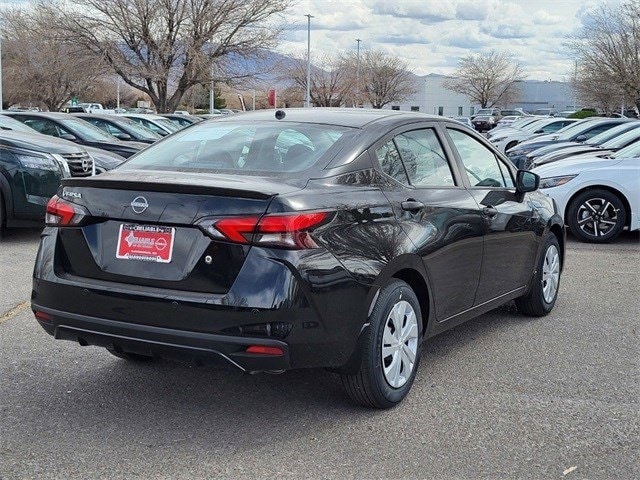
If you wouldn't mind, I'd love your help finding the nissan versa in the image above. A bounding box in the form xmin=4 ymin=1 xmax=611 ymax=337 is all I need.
xmin=32 ymin=109 xmax=565 ymax=408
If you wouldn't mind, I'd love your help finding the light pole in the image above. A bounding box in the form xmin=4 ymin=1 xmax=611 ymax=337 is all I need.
xmin=116 ymin=77 xmax=121 ymax=110
xmin=305 ymin=14 xmax=313 ymax=108
xmin=355 ymin=38 xmax=361 ymax=108
xmin=209 ymin=63 xmax=215 ymax=113
xmin=0 ymin=21 xmax=4 ymax=110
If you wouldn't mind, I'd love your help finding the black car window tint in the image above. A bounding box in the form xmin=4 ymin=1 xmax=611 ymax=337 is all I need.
xmin=583 ymin=124 xmax=615 ymax=139
xmin=447 ymin=129 xmax=507 ymax=188
xmin=375 ymin=141 xmax=409 ymax=184
xmin=395 ymin=129 xmax=455 ymax=187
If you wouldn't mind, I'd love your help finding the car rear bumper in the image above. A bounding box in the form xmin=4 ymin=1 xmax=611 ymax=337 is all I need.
xmin=32 ymin=303 xmax=291 ymax=372
xmin=32 ymin=229 xmax=373 ymax=371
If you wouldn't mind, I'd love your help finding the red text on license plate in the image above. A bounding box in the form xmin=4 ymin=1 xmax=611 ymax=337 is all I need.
xmin=116 ymin=224 xmax=175 ymax=263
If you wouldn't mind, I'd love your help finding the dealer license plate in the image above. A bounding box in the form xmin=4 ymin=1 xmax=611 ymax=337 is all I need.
xmin=116 ymin=224 xmax=175 ymax=263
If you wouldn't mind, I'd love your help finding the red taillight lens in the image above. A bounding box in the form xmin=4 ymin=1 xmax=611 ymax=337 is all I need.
xmin=254 ymin=212 xmax=329 ymax=248
xmin=214 ymin=216 xmax=259 ymax=243
xmin=245 ymin=345 xmax=284 ymax=356
xmin=45 ymin=195 xmax=87 ymax=226
xmin=198 ymin=211 xmax=331 ymax=249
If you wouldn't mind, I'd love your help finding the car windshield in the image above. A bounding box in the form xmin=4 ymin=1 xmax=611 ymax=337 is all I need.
xmin=611 ymin=139 xmax=640 ymax=158
xmin=601 ymin=127 xmax=640 ymax=149
xmin=153 ymin=118 xmax=181 ymax=133
xmin=116 ymin=118 xmax=162 ymax=140
xmin=0 ymin=115 xmax=36 ymax=133
xmin=119 ymin=121 xmax=355 ymax=174
xmin=586 ymin=123 xmax=638 ymax=145
xmin=521 ymin=119 xmax=550 ymax=132
xmin=556 ymin=121 xmax=600 ymax=140
xmin=59 ymin=117 xmax=117 ymax=141
xmin=476 ymin=109 xmax=493 ymax=115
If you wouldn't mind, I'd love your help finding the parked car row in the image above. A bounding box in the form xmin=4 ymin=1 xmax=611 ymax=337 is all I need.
xmin=0 ymin=109 xmax=209 ymax=233
xmin=486 ymin=116 xmax=639 ymax=243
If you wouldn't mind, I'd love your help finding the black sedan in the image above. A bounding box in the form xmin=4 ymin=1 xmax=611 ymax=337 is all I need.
xmin=72 ymin=113 xmax=162 ymax=144
xmin=32 ymin=109 xmax=565 ymax=408
xmin=1 ymin=112 xmax=147 ymax=158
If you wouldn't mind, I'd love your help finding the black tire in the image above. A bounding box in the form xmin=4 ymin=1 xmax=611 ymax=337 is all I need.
xmin=106 ymin=347 xmax=156 ymax=362
xmin=516 ymin=234 xmax=561 ymax=317
xmin=340 ymin=279 xmax=423 ymax=409
xmin=566 ymin=189 xmax=627 ymax=243
xmin=0 ymin=192 xmax=6 ymax=240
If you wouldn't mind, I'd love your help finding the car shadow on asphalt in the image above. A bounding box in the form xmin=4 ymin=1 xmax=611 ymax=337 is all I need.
xmin=0 ymin=228 xmax=42 ymax=244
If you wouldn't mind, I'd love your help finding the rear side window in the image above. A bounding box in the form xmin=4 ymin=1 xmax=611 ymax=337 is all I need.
xmin=376 ymin=141 xmax=409 ymax=184
xmin=395 ymin=129 xmax=455 ymax=187
xmin=120 ymin=121 xmax=354 ymax=174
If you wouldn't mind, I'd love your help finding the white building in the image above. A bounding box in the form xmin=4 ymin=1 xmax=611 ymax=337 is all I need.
xmin=385 ymin=73 xmax=577 ymax=116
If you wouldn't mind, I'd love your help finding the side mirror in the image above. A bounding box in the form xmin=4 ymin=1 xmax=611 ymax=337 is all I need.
xmin=575 ymin=135 xmax=587 ymax=142
xmin=115 ymin=133 xmax=132 ymax=141
xmin=516 ymin=170 xmax=539 ymax=193
xmin=59 ymin=134 xmax=77 ymax=141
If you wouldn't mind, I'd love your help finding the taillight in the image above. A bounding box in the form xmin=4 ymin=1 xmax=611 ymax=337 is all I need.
xmin=198 ymin=211 xmax=331 ymax=249
xmin=45 ymin=195 xmax=88 ymax=226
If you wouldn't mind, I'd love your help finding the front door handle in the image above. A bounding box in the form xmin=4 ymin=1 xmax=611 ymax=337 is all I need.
xmin=482 ymin=206 xmax=498 ymax=217
xmin=401 ymin=199 xmax=425 ymax=212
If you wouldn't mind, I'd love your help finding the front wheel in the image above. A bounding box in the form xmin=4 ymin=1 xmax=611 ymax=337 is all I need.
xmin=566 ymin=189 xmax=627 ymax=243
xmin=516 ymin=234 xmax=561 ymax=317
xmin=341 ymin=279 xmax=422 ymax=409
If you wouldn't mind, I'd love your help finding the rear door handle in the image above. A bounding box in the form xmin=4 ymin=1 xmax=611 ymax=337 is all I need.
xmin=401 ymin=199 xmax=425 ymax=212
xmin=482 ymin=206 xmax=498 ymax=217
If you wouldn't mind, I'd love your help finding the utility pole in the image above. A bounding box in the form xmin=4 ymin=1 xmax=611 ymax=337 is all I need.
xmin=305 ymin=14 xmax=314 ymax=108
xmin=355 ymin=38 xmax=361 ymax=108
xmin=209 ymin=63 xmax=215 ymax=113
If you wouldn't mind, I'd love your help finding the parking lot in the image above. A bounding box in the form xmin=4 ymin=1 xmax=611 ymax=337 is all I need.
xmin=1 ymin=228 xmax=638 ymax=479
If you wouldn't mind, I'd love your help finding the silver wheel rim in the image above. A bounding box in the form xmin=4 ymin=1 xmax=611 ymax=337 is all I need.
xmin=381 ymin=300 xmax=419 ymax=388
xmin=576 ymin=198 xmax=619 ymax=238
xmin=541 ymin=244 xmax=560 ymax=304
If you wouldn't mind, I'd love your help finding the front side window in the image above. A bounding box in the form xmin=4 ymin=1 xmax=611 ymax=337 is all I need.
xmin=447 ymin=129 xmax=510 ymax=188
xmin=394 ymin=129 xmax=455 ymax=187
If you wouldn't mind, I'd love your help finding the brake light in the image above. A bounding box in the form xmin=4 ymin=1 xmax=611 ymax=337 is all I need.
xmin=45 ymin=195 xmax=87 ymax=226
xmin=198 ymin=211 xmax=331 ymax=249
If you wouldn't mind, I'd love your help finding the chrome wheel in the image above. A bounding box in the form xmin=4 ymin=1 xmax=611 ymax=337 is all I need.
xmin=541 ymin=244 xmax=560 ymax=303
xmin=576 ymin=198 xmax=620 ymax=238
xmin=381 ymin=300 xmax=419 ymax=388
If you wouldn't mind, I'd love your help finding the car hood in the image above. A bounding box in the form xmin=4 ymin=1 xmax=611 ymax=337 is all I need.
xmin=518 ymin=133 xmax=559 ymax=146
xmin=0 ymin=130 xmax=86 ymax=155
xmin=532 ymin=155 xmax=622 ymax=177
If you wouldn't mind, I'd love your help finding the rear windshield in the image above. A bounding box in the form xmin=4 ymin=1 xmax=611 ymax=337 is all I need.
xmin=119 ymin=121 xmax=354 ymax=174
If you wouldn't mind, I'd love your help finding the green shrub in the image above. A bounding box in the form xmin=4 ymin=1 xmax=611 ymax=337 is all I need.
xmin=568 ymin=110 xmax=600 ymax=119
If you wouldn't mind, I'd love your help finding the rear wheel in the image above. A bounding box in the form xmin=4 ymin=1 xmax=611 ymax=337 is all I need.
xmin=0 ymin=193 xmax=6 ymax=240
xmin=106 ymin=346 xmax=156 ymax=362
xmin=567 ymin=189 xmax=626 ymax=243
xmin=341 ymin=279 xmax=422 ymax=409
xmin=516 ymin=234 xmax=561 ymax=317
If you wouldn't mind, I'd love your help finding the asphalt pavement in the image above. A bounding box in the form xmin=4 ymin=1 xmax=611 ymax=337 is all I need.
xmin=1 ymin=229 xmax=638 ymax=479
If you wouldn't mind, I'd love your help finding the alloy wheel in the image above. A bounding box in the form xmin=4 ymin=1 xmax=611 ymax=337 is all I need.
xmin=576 ymin=198 xmax=620 ymax=238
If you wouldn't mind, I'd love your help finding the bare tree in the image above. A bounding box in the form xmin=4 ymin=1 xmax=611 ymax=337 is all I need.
xmin=280 ymin=53 xmax=354 ymax=107
xmin=567 ymin=0 xmax=640 ymax=112
xmin=45 ymin=0 xmax=290 ymax=113
xmin=0 ymin=6 xmax=107 ymax=111
xmin=443 ymin=50 xmax=525 ymax=108
xmin=348 ymin=50 xmax=416 ymax=109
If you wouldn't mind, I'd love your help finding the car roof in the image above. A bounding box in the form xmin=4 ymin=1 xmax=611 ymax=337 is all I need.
xmin=211 ymin=108 xmax=458 ymax=129
xmin=122 ymin=113 xmax=165 ymax=120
